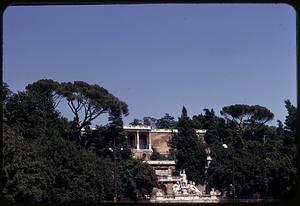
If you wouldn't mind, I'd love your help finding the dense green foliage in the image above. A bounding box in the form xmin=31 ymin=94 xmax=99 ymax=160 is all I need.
xmin=167 ymin=103 xmax=297 ymax=200
xmin=169 ymin=107 xmax=207 ymax=184
xmin=199 ymin=104 xmax=297 ymax=200
xmin=129 ymin=118 xmax=143 ymax=126
xmin=2 ymin=80 xmax=297 ymax=202
xmin=2 ymin=80 xmax=156 ymax=203
xmin=118 ymin=159 xmax=157 ymax=200
xmin=150 ymin=148 xmax=169 ymax=160
xmin=156 ymin=113 xmax=177 ymax=129
xmin=143 ymin=116 xmax=157 ymax=128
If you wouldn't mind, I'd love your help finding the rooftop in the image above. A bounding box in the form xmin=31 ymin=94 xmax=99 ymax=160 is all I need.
xmin=123 ymin=125 xmax=206 ymax=134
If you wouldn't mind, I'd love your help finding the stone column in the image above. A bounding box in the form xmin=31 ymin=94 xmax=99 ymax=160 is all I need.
xmin=136 ymin=130 xmax=140 ymax=150
xmin=148 ymin=131 xmax=152 ymax=150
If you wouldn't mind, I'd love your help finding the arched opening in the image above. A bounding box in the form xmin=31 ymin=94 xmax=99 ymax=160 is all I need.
xmin=158 ymin=184 xmax=167 ymax=195
xmin=127 ymin=133 xmax=135 ymax=148
xmin=139 ymin=133 xmax=148 ymax=149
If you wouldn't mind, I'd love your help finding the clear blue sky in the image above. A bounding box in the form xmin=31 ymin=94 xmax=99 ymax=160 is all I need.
xmin=3 ymin=4 xmax=296 ymax=126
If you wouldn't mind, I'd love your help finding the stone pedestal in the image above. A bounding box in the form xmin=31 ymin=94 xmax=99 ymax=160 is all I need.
xmin=166 ymin=183 xmax=174 ymax=195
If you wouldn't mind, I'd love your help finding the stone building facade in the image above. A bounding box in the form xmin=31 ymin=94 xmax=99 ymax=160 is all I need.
xmin=123 ymin=125 xmax=208 ymax=197
xmin=145 ymin=160 xmax=179 ymax=195
xmin=123 ymin=125 xmax=206 ymax=160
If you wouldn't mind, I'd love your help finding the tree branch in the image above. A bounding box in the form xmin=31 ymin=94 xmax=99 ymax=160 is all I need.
xmin=89 ymin=109 xmax=106 ymax=122
xmin=69 ymin=101 xmax=80 ymax=125
xmin=54 ymin=96 xmax=63 ymax=109
xmin=67 ymin=101 xmax=76 ymax=114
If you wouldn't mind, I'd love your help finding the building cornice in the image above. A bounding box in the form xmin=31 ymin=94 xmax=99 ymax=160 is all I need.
xmin=123 ymin=126 xmax=206 ymax=134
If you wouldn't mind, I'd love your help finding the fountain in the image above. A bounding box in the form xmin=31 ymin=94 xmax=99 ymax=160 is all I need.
xmin=151 ymin=169 xmax=220 ymax=203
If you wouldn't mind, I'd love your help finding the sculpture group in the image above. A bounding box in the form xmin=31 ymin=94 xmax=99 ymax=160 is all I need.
xmin=172 ymin=170 xmax=202 ymax=195
xmin=153 ymin=169 xmax=220 ymax=203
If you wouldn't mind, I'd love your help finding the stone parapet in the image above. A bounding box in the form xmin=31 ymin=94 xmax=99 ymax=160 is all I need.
xmin=145 ymin=160 xmax=176 ymax=165
xmin=131 ymin=149 xmax=153 ymax=159
xmin=150 ymin=194 xmax=220 ymax=203
xmin=157 ymin=176 xmax=181 ymax=182
xmin=151 ymin=129 xmax=178 ymax=133
xmin=123 ymin=125 xmax=151 ymax=130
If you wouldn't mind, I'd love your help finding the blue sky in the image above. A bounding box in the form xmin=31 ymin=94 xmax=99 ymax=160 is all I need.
xmin=3 ymin=4 xmax=296 ymax=126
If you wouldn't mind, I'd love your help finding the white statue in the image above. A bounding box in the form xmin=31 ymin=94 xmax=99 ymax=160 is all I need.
xmin=188 ymin=181 xmax=193 ymax=193
xmin=210 ymin=188 xmax=217 ymax=196
xmin=210 ymin=188 xmax=218 ymax=200
xmin=171 ymin=170 xmax=203 ymax=197
xmin=191 ymin=181 xmax=201 ymax=195
xmin=180 ymin=169 xmax=188 ymax=187
xmin=172 ymin=183 xmax=180 ymax=194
